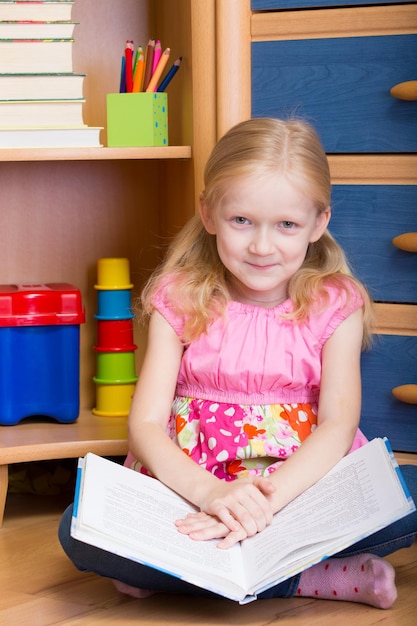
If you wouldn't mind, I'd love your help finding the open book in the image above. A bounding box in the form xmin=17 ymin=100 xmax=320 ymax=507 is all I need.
xmin=71 ymin=438 xmax=415 ymax=603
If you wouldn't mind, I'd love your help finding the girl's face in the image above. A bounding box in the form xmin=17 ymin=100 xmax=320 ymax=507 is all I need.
xmin=200 ymin=172 xmax=330 ymax=306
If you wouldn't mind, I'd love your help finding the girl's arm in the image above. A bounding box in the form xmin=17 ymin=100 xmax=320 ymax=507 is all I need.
xmin=266 ymin=306 xmax=364 ymax=515
xmin=128 ymin=310 xmax=274 ymax=537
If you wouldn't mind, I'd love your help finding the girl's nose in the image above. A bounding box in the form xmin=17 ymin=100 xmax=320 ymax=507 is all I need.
xmin=249 ymin=228 xmax=275 ymax=256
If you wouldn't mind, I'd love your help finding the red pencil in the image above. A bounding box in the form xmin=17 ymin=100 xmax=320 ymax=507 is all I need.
xmin=124 ymin=40 xmax=134 ymax=92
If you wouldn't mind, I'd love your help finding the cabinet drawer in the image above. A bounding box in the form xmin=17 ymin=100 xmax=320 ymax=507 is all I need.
xmin=329 ymin=186 xmax=417 ymax=304
xmin=252 ymin=1 xmax=405 ymax=8
xmin=252 ymin=35 xmax=417 ymax=153
xmin=360 ymin=335 xmax=417 ymax=453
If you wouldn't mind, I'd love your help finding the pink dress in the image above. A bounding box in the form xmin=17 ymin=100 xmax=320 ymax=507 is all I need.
xmin=125 ymin=280 xmax=368 ymax=479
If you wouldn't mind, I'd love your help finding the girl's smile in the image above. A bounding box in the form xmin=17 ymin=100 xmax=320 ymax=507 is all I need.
xmin=200 ymin=172 xmax=330 ymax=307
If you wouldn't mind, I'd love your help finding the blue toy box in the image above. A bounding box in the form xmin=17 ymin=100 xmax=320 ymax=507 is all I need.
xmin=0 ymin=283 xmax=85 ymax=425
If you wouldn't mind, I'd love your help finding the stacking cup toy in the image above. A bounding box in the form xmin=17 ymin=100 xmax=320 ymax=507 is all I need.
xmin=93 ymin=383 xmax=136 ymax=417
xmin=95 ymin=257 xmax=133 ymax=290
xmin=94 ymin=351 xmax=138 ymax=384
xmin=95 ymin=319 xmax=136 ymax=352
xmin=95 ymin=289 xmax=134 ymax=320
xmin=93 ymin=257 xmax=137 ymax=417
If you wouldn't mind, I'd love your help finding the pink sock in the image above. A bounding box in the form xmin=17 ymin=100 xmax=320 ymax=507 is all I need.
xmin=112 ymin=579 xmax=156 ymax=599
xmin=296 ymin=554 xmax=397 ymax=609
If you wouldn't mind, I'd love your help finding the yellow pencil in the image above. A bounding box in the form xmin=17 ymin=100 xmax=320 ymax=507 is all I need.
xmin=145 ymin=47 xmax=170 ymax=92
xmin=132 ymin=52 xmax=145 ymax=92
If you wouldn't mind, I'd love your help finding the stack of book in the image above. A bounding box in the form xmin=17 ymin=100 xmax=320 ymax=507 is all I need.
xmin=0 ymin=0 xmax=102 ymax=148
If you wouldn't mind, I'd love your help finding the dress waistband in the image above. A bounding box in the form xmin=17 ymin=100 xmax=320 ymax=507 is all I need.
xmin=175 ymin=384 xmax=319 ymax=406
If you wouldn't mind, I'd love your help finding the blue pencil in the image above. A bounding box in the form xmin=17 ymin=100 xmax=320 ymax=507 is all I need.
xmin=119 ymin=55 xmax=127 ymax=93
xmin=157 ymin=56 xmax=182 ymax=92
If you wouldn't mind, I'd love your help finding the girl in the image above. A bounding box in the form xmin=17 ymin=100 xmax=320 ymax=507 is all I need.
xmin=59 ymin=118 xmax=417 ymax=609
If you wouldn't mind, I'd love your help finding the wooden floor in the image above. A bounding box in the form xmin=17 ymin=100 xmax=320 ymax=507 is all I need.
xmin=1 ymin=491 xmax=416 ymax=626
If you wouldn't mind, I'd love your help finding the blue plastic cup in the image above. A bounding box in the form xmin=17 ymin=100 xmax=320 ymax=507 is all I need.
xmin=95 ymin=289 xmax=134 ymax=320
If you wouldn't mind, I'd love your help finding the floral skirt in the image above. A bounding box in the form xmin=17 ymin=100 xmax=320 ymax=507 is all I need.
xmin=125 ymin=396 xmax=368 ymax=480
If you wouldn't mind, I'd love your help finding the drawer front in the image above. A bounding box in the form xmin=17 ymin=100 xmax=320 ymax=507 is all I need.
xmin=360 ymin=335 xmax=417 ymax=453
xmin=252 ymin=35 xmax=417 ymax=153
xmin=329 ymin=186 xmax=417 ymax=304
xmin=252 ymin=1 xmax=406 ymax=9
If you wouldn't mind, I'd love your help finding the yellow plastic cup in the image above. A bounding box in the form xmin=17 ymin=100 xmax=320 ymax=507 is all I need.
xmin=92 ymin=382 xmax=136 ymax=417
xmin=95 ymin=257 xmax=133 ymax=290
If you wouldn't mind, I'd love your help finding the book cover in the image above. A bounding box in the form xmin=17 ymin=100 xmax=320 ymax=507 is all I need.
xmin=0 ymin=73 xmax=85 ymax=100
xmin=0 ymin=39 xmax=74 ymax=73
xmin=0 ymin=98 xmax=84 ymax=126
xmin=71 ymin=438 xmax=415 ymax=603
xmin=0 ymin=2 xmax=74 ymax=22
xmin=0 ymin=125 xmax=103 ymax=148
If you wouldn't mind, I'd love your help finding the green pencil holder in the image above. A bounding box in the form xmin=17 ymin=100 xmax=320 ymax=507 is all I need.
xmin=106 ymin=93 xmax=168 ymax=147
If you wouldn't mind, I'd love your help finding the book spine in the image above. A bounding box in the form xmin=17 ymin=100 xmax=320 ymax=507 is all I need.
xmin=0 ymin=38 xmax=74 ymax=42
xmin=72 ymin=457 xmax=83 ymax=519
xmin=383 ymin=437 xmax=415 ymax=507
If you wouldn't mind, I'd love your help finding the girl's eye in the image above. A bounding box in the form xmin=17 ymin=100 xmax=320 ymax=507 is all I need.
xmin=280 ymin=221 xmax=296 ymax=229
xmin=233 ymin=216 xmax=250 ymax=225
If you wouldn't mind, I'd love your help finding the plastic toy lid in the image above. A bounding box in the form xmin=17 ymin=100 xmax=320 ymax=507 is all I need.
xmin=0 ymin=283 xmax=85 ymax=326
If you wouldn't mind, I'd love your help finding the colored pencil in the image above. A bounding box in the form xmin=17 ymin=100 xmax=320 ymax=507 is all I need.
xmin=152 ymin=40 xmax=162 ymax=74
xmin=132 ymin=50 xmax=145 ymax=92
xmin=124 ymin=40 xmax=134 ymax=92
xmin=146 ymin=47 xmax=170 ymax=92
xmin=142 ymin=38 xmax=155 ymax=91
xmin=157 ymin=56 xmax=182 ymax=92
xmin=133 ymin=45 xmax=142 ymax=77
xmin=119 ymin=55 xmax=126 ymax=93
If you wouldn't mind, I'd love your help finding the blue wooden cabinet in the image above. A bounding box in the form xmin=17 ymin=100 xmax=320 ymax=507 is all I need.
xmin=329 ymin=186 xmax=417 ymax=304
xmin=252 ymin=35 xmax=417 ymax=153
xmin=252 ymin=0 xmax=407 ymax=9
xmin=251 ymin=3 xmax=417 ymax=452
xmin=329 ymin=184 xmax=417 ymax=451
xmin=360 ymin=336 xmax=417 ymax=452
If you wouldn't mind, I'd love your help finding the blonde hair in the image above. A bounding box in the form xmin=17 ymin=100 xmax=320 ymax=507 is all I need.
xmin=141 ymin=118 xmax=374 ymax=346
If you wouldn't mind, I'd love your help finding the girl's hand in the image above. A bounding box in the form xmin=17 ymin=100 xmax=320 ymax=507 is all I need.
xmin=193 ymin=476 xmax=275 ymax=545
xmin=176 ymin=511 xmax=247 ymax=549
xmin=175 ymin=511 xmax=229 ymax=541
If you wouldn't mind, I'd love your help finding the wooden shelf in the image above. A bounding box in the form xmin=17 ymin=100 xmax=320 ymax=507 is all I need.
xmin=0 ymin=410 xmax=128 ymax=465
xmin=0 ymin=145 xmax=192 ymax=163
xmin=0 ymin=410 xmax=129 ymax=526
xmin=0 ymin=0 xmax=200 ymax=529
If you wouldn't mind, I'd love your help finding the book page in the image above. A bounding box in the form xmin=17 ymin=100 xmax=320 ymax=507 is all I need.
xmin=72 ymin=440 xmax=413 ymax=601
xmin=241 ymin=439 xmax=412 ymax=591
xmin=74 ymin=454 xmax=247 ymax=596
